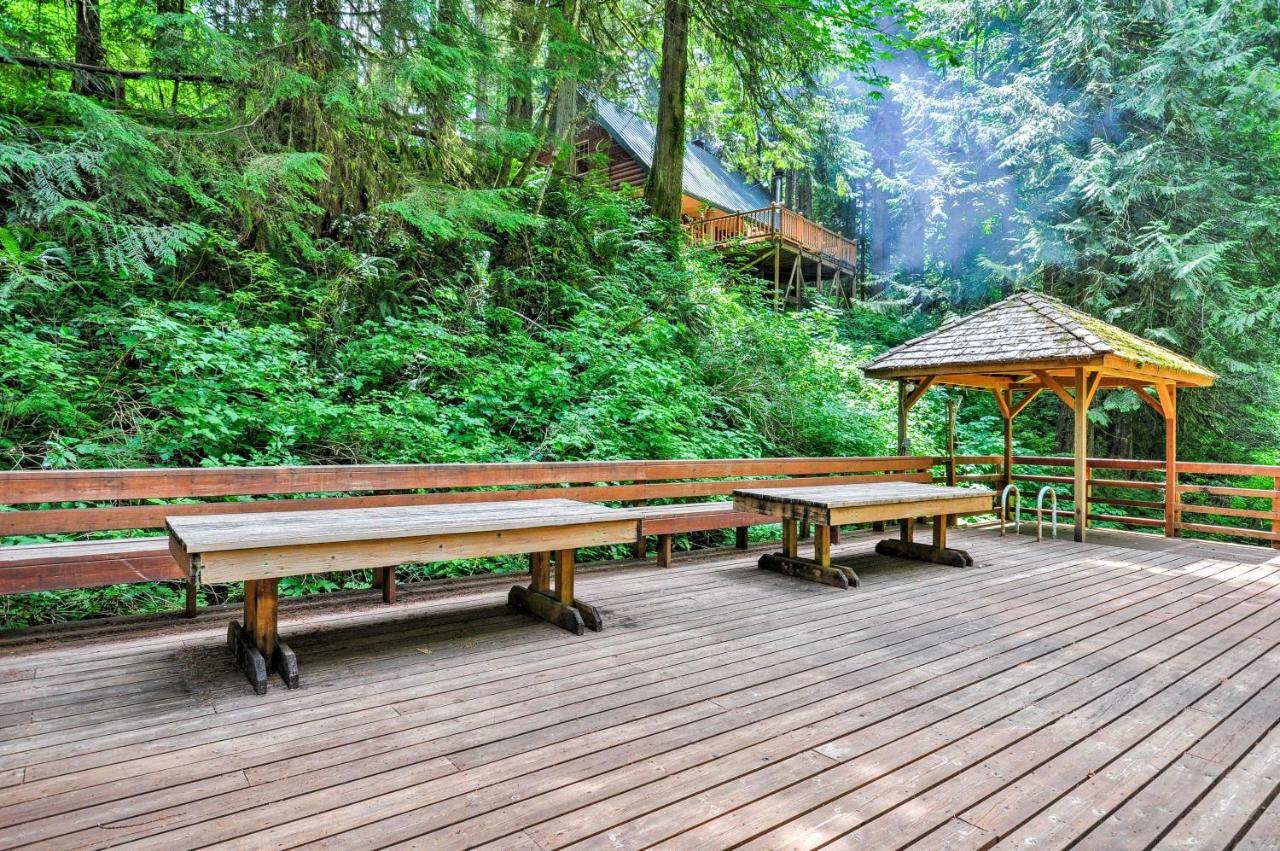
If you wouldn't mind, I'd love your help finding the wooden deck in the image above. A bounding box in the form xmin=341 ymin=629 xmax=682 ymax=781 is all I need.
xmin=3 ymin=526 xmax=1280 ymax=849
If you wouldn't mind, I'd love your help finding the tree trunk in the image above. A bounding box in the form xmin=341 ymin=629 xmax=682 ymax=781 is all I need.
xmin=797 ymin=171 xmax=813 ymax=218
xmin=154 ymin=0 xmax=185 ymax=109
xmin=73 ymin=0 xmax=120 ymax=99
xmin=645 ymin=0 xmax=690 ymax=224
xmin=505 ymin=0 xmax=541 ymax=131
xmin=549 ymin=0 xmax=580 ymax=162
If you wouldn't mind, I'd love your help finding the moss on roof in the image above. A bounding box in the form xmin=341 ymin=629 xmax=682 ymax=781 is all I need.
xmin=862 ymin=291 xmax=1215 ymax=383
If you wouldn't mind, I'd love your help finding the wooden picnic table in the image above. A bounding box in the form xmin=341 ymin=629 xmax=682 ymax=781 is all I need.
xmin=733 ymin=482 xmax=994 ymax=589
xmin=167 ymin=499 xmax=644 ymax=694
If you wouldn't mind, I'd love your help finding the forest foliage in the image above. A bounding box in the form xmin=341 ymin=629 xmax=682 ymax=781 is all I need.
xmin=2 ymin=0 xmax=1279 ymax=624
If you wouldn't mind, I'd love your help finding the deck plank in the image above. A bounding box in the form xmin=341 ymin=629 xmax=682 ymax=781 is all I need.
xmin=1 ymin=528 xmax=1279 ymax=850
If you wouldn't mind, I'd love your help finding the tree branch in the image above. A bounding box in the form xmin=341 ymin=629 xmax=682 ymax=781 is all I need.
xmin=1 ymin=52 xmax=234 ymax=85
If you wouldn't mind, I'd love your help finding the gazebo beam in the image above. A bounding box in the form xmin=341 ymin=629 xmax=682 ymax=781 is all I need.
xmin=1116 ymin=379 xmax=1166 ymax=415
xmin=1009 ymin=388 xmax=1042 ymax=418
xmin=903 ymin=376 xmax=936 ymax=412
xmin=991 ymin=387 xmax=1042 ymax=492
xmin=896 ymin=376 xmax=936 ymax=455
xmin=1033 ymin=370 xmax=1076 ymax=407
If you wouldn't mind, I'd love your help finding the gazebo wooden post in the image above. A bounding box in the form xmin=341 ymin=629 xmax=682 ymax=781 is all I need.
xmin=1068 ymin=367 xmax=1105 ymax=543
xmin=897 ymin=380 xmax=908 ymax=455
xmin=992 ymin=389 xmax=1013 ymax=492
xmin=1158 ymin=383 xmax=1178 ymax=538
xmin=945 ymin=398 xmax=958 ymax=527
xmin=1073 ymin=369 xmax=1088 ymax=541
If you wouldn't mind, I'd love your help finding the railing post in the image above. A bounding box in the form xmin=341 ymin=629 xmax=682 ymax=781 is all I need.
xmin=1273 ymin=476 xmax=1280 ymax=551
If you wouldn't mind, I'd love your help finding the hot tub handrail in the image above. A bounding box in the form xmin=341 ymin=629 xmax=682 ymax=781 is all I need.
xmin=1000 ymin=484 xmax=1021 ymax=537
xmin=1036 ymin=485 xmax=1059 ymax=542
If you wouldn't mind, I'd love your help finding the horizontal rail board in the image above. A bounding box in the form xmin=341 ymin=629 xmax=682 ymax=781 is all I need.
xmin=1014 ymin=456 xmax=1168 ymax=471
xmin=1178 ymin=504 xmax=1279 ymax=521
xmin=1178 ymin=484 xmax=1280 ymax=500
xmin=1178 ymin=461 xmax=1280 ymax=477
xmin=1088 ymin=513 xmax=1165 ymax=528
xmin=1090 ymin=497 xmax=1165 ymax=511
xmin=0 ymin=457 xmax=930 ymax=505
xmin=0 ymin=471 xmax=930 ymax=536
xmin=1178 ymin=521 xmax=1280 ymax=542
xmin=1012 ymin=474 xmax=1164 ymax=492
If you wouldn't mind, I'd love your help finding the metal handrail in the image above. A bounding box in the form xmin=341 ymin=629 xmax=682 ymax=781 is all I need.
xmin=1037 ymin=486 xmax=1059 ymax=542
xmin=1000 ymin=484 xmax=1021 ymax=537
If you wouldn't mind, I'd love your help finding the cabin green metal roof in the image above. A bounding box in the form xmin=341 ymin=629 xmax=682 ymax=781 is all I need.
xmin=590 ymin=97 xmax=774 ymax=214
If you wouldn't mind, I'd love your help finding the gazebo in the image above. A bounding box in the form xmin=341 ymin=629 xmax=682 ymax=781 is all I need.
xmin=861 ymin=291 xmax=1216 ymax=542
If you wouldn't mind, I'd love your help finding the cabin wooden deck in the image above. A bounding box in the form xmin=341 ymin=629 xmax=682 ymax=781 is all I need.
xmin=3 ymin=526 xmax=1280 ymax=850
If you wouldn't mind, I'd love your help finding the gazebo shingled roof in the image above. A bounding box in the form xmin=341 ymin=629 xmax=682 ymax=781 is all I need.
xmin=860 ymin=291 xmax=1216 ymax=543
xmin=863 ymin=291 xmax=1215 ymax=387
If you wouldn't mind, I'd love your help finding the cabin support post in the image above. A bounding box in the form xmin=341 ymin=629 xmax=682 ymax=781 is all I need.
xmin=773 ymin=239 xmax=781 ymax=310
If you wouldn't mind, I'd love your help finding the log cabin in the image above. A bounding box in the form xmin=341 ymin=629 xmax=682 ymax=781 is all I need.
xmin=578 ymin=97 xmax=862 ymax=306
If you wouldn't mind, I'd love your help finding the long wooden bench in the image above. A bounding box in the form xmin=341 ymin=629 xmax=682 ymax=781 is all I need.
xmin=0 ymin=457 xmax=935 ymax=615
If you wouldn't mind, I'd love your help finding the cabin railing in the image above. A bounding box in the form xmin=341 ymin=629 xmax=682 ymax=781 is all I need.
xmin=946 ymin=454 xmax=1280 ymax=549
xmin=684 ymin=204 xmax=858 ymax=271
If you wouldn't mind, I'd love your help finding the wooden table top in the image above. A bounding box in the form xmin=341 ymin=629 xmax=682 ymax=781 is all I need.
xmin=167 ymin=498 xmax=645 ymax=554
xmin=733 ymin=481 xmax=992 ymax=510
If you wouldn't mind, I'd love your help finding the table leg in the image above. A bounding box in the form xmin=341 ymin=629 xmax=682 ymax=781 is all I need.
xmin=875 ymin=513 xmax=973 ymax=567
xmin=816 ymin=523 xmax=860 ymax=586
xmin=508 ymin=549 xmax=605 ymax=635
xmin=758 ymin=522 xmax=853 ymax=590
xmin=228 ymin=578 xmax=298 ymax=694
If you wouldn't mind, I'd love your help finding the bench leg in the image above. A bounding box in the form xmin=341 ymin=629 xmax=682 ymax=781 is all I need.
xmin=380 ymin=567 xmax=396 ymax=604
xmin=185 ymin=580 xmax=198 ymax=618
xmin=656 ymin=534 xmax=673 ymax=568
xmin=757 ymin=522 xmax=856 ymax=589
xmin=875 ymin=513 xmax=972 ymax=568
xmin=830 ymin=525 xmax=841 ymax=545
xmin=758 ymin=553 xmax=853 ymax=589
xmin=509 ymin=549 xmax=603 ymax=635
xmin=231 ymin=578 xmax=297 ymax=694
xmin=735 ymin=526 xmax=749 ymax=549
xmin=633 ymin=533 xmax=647 ymax=560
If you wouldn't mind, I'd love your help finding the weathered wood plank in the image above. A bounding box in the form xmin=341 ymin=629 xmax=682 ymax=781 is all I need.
xmin=4 ymin=530 xmax=1279 ymax=851
xmin=1 ymin=457 xmax=936 ymax=505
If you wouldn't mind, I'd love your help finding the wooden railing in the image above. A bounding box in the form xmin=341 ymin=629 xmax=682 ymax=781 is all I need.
xmin=0 ymin=456 xmax=935 ymax=596
xmin=946 ymin=454 xmax=1280 ymax=548
xmin=684 ymin=204 xmax=859 ymax=271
